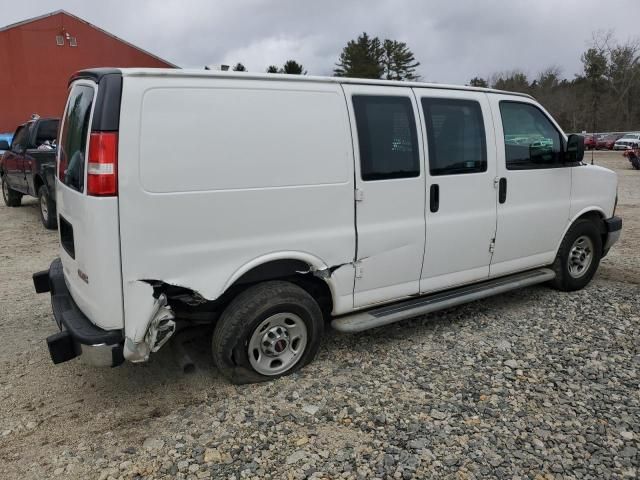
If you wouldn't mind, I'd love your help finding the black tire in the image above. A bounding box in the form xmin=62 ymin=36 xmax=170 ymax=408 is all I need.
xmin=549 ymin=219 xmax=602 ymax=292
xmin=212 ymin=281 xmax=324 ymax=384
xmin=38 ymin=185 xmax=57 ymax=230
xmin=2 ymin=175 xmax=22 ymax=207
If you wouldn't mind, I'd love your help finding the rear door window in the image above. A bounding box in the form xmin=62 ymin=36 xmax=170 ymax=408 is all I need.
xmin=59 ymin=85 xmax=94 ymax=192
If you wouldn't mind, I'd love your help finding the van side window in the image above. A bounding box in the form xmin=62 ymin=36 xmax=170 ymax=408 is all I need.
xmin=59 ymin=85 xmax=94 ymax=193
xmin=352 ymin=96 xmax=419 ymax=181
xmin=421 ymin=98 xmax=487 ymax=176
xmin=500 ymin=101 xmax=563 ymax=170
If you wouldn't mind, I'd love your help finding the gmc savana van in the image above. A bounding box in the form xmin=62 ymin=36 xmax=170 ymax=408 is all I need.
xmin=33 ymin=68 xmax=621 ymax=383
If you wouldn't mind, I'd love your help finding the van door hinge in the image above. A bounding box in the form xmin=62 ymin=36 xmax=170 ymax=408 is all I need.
xmin=354 ymin=261 xmax=363 ymax=278
xmin=489 ymin=238 xmax=496 ymax=254
xmin=355 ymin=188 xmax=364 ymax=202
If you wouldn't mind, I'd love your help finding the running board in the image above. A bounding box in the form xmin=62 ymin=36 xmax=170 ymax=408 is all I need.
xmin=332 ymin=268 xmax=555 ymax=333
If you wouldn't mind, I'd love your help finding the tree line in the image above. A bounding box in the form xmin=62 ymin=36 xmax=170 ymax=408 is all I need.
xmin=470 ymin=33 xmax=640 ymax=133
xmin=222 ymin=32 xmax=420 ymax=80
xmin=224 ymin=31 xmax=639 ymax=133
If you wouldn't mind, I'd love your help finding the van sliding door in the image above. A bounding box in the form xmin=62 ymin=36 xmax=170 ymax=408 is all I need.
xmin=343 ymin=84 xmax=426 ymax=308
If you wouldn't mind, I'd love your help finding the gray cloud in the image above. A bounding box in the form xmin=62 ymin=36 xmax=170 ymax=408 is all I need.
xmin=2 ymin=0 xmax=639 ymax=83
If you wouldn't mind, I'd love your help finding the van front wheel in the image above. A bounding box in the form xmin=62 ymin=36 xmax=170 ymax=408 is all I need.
xmin=550 ymin=219 xmax=602 ymax=291
xmin=212 ymin=281 xmax=324 ymax=384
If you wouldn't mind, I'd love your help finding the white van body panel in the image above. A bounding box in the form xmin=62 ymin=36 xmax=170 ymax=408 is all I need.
xmin=57 ymin=187 xmax=123 ymax=330
xmin=117 ymin=76 xmax=356 ymax=339
xmin=569 ymin=164 xmax=617 ymax=220
xmin=56 ymin=80 xmax=124 ymax=331
xmin=413 ymin=89 xmax=498 ymax=294
xmin=487 ymin=95 xmax=572 ymax=277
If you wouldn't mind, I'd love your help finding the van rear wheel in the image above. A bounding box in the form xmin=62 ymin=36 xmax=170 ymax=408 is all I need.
xmin=549 ymin=218 xmax=602 ymax=291
xmin=212 ymin=281 xmax=323 ymax=384
xmin=2 ymin=176 xmax=22 ymax=207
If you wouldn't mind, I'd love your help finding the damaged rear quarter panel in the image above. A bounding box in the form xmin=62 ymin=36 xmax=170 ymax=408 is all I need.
xmin=116 ymin=75 xmax=357 ymax=340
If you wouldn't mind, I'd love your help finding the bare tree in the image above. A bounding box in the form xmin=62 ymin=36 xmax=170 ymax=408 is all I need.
xmin=593 ymin=32 xmax=640 ymax=129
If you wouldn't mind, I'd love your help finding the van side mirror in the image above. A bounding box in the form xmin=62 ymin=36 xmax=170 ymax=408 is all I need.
xmin=566 ymin=134 xmax=585 ymax=163
xmin=0 ymin=140 xmax=9 ymax=150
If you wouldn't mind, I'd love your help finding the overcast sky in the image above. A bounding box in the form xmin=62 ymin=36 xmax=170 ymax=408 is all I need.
xmin=2 ymin=0 xmax=639 ymax=83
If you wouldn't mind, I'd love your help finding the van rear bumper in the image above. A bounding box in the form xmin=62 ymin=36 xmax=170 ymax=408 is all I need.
xmin=33 ymin=258 xmax=124 ymax=367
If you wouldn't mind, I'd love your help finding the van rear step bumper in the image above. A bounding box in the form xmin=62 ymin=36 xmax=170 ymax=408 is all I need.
xmin=332 ymin=268 xmax=556 ymax=333
xmin=32 ymin=258 xmax=124 ymax=367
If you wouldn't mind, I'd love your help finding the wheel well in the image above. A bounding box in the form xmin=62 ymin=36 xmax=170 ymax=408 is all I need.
xmin=231 ymin=260 xmax=334 ymax=319
xmin=157 ymin=260 xmax=335 ymax=323
xmin=576 ymin=210 xmax=604 ymax=224
xmin=573 ymin=210 xmax=607 ymax=250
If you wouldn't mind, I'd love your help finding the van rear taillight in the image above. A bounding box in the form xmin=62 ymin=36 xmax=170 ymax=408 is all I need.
xmin=87 ymin=132 xmax=118 ymax=196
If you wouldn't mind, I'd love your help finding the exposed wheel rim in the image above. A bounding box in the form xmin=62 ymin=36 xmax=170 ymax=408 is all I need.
xmin=248 ymin=312 xmax=308 ymax=376
xmin=2 ymin=178 xmax=8 ymax=203
xmin=567 ymin=235 xmax=594 ymax=279
xmin=40 ymin=193 xmax=49 ymax=221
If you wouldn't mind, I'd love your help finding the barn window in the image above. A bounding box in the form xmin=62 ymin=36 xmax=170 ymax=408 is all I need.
xmin=56 ymin=35 xmax=64 ymax=46
xmin=69 ymin=36 xmax=77 ymax=47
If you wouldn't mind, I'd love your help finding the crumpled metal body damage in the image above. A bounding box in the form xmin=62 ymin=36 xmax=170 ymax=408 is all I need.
xmin=122 ymin=282 xmax=175 ymax=362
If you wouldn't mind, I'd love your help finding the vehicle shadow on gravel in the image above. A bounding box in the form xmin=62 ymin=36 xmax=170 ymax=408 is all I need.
xmin=94 ymin=281 xmax=546 ymax=388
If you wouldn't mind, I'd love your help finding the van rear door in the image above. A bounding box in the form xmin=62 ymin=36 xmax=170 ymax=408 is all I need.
xmin=56 ymin=72 xmax=124 ymax=331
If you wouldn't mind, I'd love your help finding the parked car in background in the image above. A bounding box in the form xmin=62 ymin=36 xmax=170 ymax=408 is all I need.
xmin=597 ymin=134 xmax=623 ymax=150
xmin=614 ymin=133 xmax=640 ymax=150
xmin=33 ymin=68 xmax=621 ymax=384
xmin=0 ymin=133 xmax=12 ymax=155
xmin=583 ymin=134 xmax=597 ymax=150
xmin=0 ymin=117 xmax=59 ymax=229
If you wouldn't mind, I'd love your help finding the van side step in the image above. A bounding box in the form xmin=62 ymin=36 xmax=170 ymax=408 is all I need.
xmin=331 ymin=268 xmax=555 ymax=333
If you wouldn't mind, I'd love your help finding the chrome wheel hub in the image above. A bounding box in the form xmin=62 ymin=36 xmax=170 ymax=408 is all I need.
xmin=248 ymin=312 xmax=307 ymax=376
xmin=568 ymin=235 xmax=594 ymax=279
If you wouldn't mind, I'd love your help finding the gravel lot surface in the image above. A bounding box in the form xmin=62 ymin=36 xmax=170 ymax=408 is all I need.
xmin=0 ymin=151 xmax=638 ymax=479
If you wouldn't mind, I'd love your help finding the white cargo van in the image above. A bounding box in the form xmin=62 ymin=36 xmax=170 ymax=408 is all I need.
xmin=33 ymin=68 xmax=621 ymax=383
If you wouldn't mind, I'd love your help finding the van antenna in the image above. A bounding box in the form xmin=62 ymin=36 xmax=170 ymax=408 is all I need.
xmin=591 ymin=105 xmax=595 ymax=165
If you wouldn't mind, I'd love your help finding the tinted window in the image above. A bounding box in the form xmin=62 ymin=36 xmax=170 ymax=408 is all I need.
xmin=35 ymin=119 xmax=59 ymax=147
xmin=422 ymin=98 xmax=487 ymax=175
xmin=59 ymin=85 xmax=94 ymax=192
xmin=352 ymin=96 xmax=419 ymax=181
xmin=11 ymin=126 xmax=30 ymax=152
xmin=500 ymin=101 xmax=563 ymax=170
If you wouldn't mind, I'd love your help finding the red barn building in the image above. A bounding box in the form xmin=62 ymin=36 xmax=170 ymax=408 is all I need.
xmin=0 ymin=10 xmax=176 ymax=132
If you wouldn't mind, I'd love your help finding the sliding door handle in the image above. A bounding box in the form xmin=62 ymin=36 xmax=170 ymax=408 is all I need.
xmin=430 ymin=184 xmax=440 ymax=213
xmin=498 ymin=177 xmax=507 ymax=204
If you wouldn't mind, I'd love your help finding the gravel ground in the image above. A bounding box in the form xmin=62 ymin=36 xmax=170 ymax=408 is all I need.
xmin=0 ymin=151 xmax=638 ymax=479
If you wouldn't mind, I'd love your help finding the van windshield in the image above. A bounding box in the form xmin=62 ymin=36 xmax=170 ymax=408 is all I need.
xmin=59 ymin=85 xmax=94 ymax=193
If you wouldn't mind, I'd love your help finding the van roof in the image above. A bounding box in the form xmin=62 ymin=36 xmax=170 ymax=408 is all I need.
xmin=73 ymin=67 xmax=534 ymax=100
